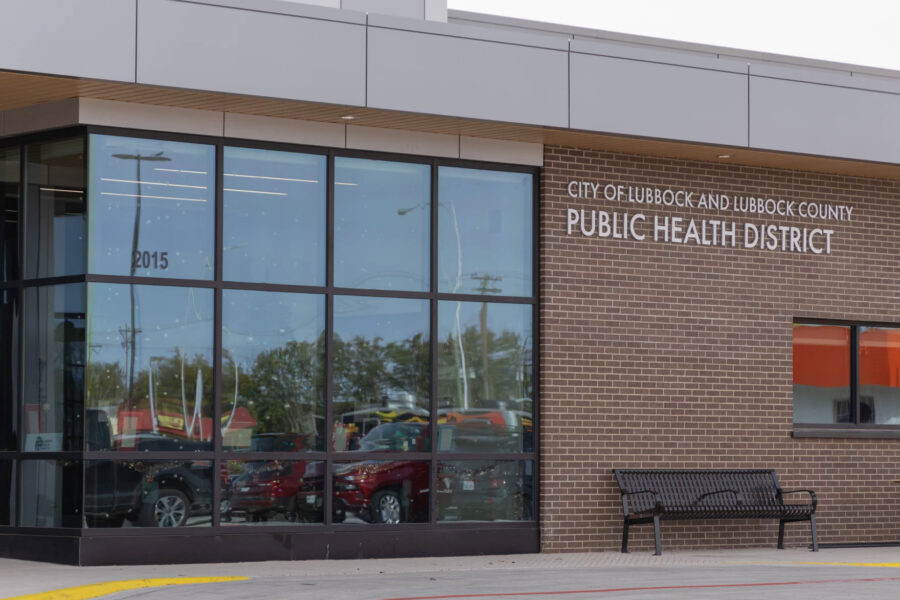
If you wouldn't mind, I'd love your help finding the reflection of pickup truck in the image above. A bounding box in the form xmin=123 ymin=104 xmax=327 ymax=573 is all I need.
xmin=333 ymin=460 xmax=429 ymax=524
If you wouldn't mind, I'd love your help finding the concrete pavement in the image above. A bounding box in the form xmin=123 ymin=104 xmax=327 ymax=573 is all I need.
xmin=4 ymin=546 xmax=900 ymax=599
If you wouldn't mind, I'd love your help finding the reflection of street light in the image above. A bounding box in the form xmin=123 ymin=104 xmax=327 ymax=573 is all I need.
xmin=398 ymin=201 xmax=470 ymax=408
xmin=112 ymin=152 xmax=171 ymax=410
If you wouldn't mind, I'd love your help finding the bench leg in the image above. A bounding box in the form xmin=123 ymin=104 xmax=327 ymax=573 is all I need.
xmin=621 ymin=519 xmax=630 ymax=553
xmin=810 ymin=514 xmax=819 ymax=552
xmin=778 ymin=519 xmax=785 ymax=549
xmin=653 ymin=514 xmax=662 ymax=556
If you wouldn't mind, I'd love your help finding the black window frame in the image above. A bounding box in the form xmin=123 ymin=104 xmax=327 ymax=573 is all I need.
xmin=793 ymin=317 xmax=900 ymax=438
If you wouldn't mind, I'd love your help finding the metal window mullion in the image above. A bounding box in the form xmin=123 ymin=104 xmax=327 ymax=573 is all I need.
xmin=428 ymin=160 xmax=438 ymax=524
xmin=324 ymin=151 xmax=335 ymax=525
xmin=851 ymin=325 xmax=860 ymax=424
xmin=211 ymin=141 xmax=224 ymax=527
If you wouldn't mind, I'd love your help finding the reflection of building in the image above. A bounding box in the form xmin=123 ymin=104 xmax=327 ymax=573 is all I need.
xmin=1 ymin=0 xmax=900 ymax=565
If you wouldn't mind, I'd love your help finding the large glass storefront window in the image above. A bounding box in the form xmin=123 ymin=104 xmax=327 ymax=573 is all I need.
xmin=1 ymin=146 xmax=19 ymax=282
xmin=438 ymin=167 xmax=532 ymax=297
xmin=3 ymin=129 xmax=536 ymax=536
xmin=437 ymin=301 xmax=533 ymax=452
xmin=334 ymin=158 xmax=430 ymax=292
xmin=222 ymin=290 xmax=325 ymax=451
xmin=792 ymin=324 xmax=852 ymax=424
xmin=223 ymin=147 xmax=326 ymax=285
xmin=89 ymin=135 xmax=215 ymax=280
xmin=22 ymin=284 xmax=85 ymax=452
xmin=332 ymin=296 xmax=430 ymax=451
xmin=24 ymin=138 xmax=85 ymax=279
xmin=86 ymin=284 xmax=214 ymax=451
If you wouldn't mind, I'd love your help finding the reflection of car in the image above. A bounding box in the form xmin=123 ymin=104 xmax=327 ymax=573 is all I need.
xmin=246 ymin=433 xmax=312 ymax=452
xmin=84 ymin=460 xmax=215 ymax=528
xmin=228 ymin=460 xmax=327 ymax=523
xmin=333 ymin=461 xmax=429 ymax=524
xmin=356 ymin=423 xmax=429 ymax=452
xmin=112 ymin=432 xmax=209 ymax=452
xmin=436 ymin=461 xmax=531 ymax=522
xmin=437 ymin=409 xmax=532 ymax=452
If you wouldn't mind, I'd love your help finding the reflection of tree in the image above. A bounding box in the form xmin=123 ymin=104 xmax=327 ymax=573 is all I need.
xmin=332 ymin=333 xmax=429 ymax=411
xmin=228 ymin=337 xmax=325 ymax=440
xmin=437 ymin=325 xmax=531 ymax=408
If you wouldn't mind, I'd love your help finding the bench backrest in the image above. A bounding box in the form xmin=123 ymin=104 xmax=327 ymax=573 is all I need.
xmin=614 ymin=469 xmax=782 ymax=513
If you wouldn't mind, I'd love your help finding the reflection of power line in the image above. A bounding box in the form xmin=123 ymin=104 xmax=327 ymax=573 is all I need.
xmin=471 ymin=273 xmax=502 ymax=402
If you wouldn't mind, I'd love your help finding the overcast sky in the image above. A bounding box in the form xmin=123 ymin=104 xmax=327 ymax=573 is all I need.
xmin=447 ymin=0 xmax=900 ymax=72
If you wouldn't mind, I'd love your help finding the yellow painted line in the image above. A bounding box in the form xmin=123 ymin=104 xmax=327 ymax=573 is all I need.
xmin=2 ymin=576 xmax=249 ymax=600
xmin=798 ymin=562 xmax=900 ymax=568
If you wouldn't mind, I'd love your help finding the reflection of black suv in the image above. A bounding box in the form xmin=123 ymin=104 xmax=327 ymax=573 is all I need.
xmin=84 ymin=410 xmax=214 ymax=528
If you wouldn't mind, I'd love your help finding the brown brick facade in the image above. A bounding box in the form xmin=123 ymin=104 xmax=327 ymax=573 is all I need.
xmin=539 ymin=145 xmax=900 ymax=553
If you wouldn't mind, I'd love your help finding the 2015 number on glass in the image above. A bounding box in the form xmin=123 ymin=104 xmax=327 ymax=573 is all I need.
xmin=132 ymin=251 xmax=169 ymax=270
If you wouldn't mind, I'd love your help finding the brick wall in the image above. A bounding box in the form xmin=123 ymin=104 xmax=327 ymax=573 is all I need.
xmin=539 ymin=145 xmax=900 ymax=553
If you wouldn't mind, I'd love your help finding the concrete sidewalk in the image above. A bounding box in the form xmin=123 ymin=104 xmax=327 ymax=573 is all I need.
xmin=3 ymin=546 xmax=900 ymax=599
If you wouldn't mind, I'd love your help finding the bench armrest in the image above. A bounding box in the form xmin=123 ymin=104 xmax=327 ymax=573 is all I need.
xmin=778 ymin=488 xmax=817 ymax=510
xmin=696 ymin=489 xmax=744 ymax=504
xmin=620 ymin=489 xmax=663 ymax=515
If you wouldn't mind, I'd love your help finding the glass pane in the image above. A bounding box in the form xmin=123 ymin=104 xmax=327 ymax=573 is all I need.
xmin=334 ymin=158 xmax=430 ymax=291
xmin=333 ymin=460 xmax=429 ymax=524
xmin=437 ymin=460 xmax=533 ymax=522
xmin=792 ymin=324 xmax=851 ymax=423
xmin=223 ymin=459 xmax=325 ymax=526
xmin=22 ymin=284 xmax=85 ymax=452
xmin=223 ymin=147 xmax=326 ymax=285
xmin=0 ymin=289 xmax=18 ymax=450
xmin=0 ymin=460 xmax=13 ymax=525
xmin=222 ymin=290 xmax=325 ymax=451
xmin=1 ymin=146 xmax=19 ymax=282
xmin=437 ymin=301 xmax=532 ymax=452
xmin=89 ymin=135 xmax=215 ymax=280
xmin=332 ymin=296 xmax=430 ymax=451
xmin=19 ymin=459 xmax=82 ymax=527
xmin=86 ymin=284 xmax=213 ymax=451
xmin=24 ymin=138 xmax=85 ymax=279
xmin=84 ymin=460 xmax=213 ymax=528
xmin=438 ymin=167 xmax=532 ymax=297
xmin=860 ymin=327 xmax=900 ymax=425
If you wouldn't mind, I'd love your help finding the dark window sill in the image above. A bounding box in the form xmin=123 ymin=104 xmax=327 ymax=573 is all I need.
xmin=792 ymin=427 xmax=900 ymax=439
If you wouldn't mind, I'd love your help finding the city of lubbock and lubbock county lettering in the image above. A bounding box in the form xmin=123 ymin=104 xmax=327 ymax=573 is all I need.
xmin=565 ymin=181 xmax=852 ymax=255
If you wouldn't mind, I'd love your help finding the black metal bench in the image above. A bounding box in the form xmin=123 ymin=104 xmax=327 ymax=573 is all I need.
xmin=613 ymin=469 xmax=818 ymax=555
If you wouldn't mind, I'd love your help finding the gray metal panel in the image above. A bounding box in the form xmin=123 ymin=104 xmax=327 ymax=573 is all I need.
xmin=342 ymin=0 xmax=424 ymax=19
xmin=137 ymin=0 xmax=366 ymax=105
xmin=368 ymin=13 xmax=569 ymax=50
xmin=750 ymin=76 xmax=900 ymax=163
xmin=570 ymin=54 xmax=747 ymax=146
xmin=571 ymin=38 xmax=746 ymax=74
xmin=0 ymin=0 xmax=135 ymax=82
xmin=182 ymin=0 xmax=363 ymax=23
xmin=749 ymin=61 xmax=900 ymax=95
xmin=367 ymin=27 xmax=568 ymax=127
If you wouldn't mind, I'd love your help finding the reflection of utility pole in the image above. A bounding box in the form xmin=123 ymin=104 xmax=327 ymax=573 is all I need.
xmin=112 ymin=152 xmax=171 ymax=410
xmin=471 ymin=273 xmax=501 ymax=402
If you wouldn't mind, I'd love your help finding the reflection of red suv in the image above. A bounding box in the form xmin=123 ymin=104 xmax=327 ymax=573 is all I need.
xmin=333 ymin=460 xmax=429 ymax=524
xmin=228 ymin=460 xmax=327 ymax=523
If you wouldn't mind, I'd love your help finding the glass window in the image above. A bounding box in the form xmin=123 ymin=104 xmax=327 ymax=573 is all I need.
xmin=19 ymin=459 xmax=81 ymax=527
xmin=24 ymin=138 xmax=85 ymax=279
xmin=89 ymin=135 xmax=215 ymax=280
xmin=84 ymin=460 xmax=213 ymax=527
xmin=1 ymin=146 xmax=19 ymax=282
xmin=223 ymin=147 xmax=326 ymax=285
xmin=437 ymin=301 xmax=532 ymax=452
xmin=437 ymin=460 xmax=533 ymax=522
xmin=22 ymin=284 xmax=85 ymax=452
xmin=334 ymin=158 xmax=430 ymax=292
xmin=222 ymin=290 xmax=325 ymax=451
xmin=332 ymin=296 xmax=430 ymax=451
xmin=860 ymin=327 xmax=900 ymax=425
xmin=0 ymin=289 xmax=19 ymax=450
xmin=85 ymin=284 xmax=213 ymax=451
xmin=223 ymin=459 xmax=325 ymax=525
xmin=438 ymin=167 xmax=532 ymax=297
xmin=0 ymin=460 xmax=12 ymax=526
xmin=792 ymin=324 xmax=851 ymax=424
xmin=333 ymin=460 xmax=429 ymax=524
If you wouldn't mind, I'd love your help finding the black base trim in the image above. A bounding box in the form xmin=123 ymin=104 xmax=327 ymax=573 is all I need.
xmin=0 ymin=527 xmax=539 ymax=566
